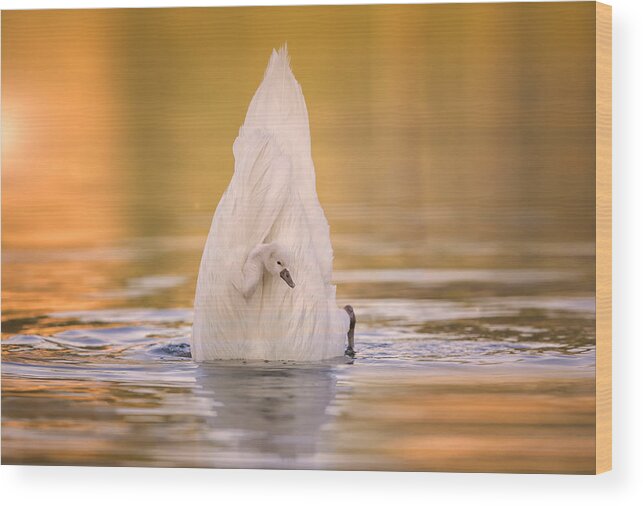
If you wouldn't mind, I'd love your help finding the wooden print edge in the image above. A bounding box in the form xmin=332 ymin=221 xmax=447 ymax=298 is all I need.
xmin=595 ymin=0 xmax=612 ymax=474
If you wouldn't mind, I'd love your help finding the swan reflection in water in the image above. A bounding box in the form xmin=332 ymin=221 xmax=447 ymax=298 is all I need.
xmin=194 ymin=361 xmax=345 ymax=469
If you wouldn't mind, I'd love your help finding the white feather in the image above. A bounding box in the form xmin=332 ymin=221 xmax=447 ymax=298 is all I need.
xmin=192 ymin=45 xmax=349 ymax=361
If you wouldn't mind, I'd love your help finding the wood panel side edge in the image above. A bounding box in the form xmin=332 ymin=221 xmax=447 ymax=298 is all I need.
xmin=595 ymin=0 xmax=612 ymax=475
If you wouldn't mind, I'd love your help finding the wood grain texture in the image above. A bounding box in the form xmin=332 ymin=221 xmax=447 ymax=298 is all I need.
xmin=595 ymin=1 xmax=612 ymax=474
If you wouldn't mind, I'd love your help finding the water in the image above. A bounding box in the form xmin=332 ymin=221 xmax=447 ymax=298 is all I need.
xmin=2 ymin=237 xmax=596 ymax=472
xmin=2 ymin=5 xmax=597 ymax=473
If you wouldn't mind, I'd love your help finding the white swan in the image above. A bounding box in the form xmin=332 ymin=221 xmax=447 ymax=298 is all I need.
xmin=192 ymin=45 xmax=355 ymax=362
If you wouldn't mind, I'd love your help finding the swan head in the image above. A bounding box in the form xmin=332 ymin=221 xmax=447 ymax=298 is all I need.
xmin=262 ymin=243 xmax=295 ymax=289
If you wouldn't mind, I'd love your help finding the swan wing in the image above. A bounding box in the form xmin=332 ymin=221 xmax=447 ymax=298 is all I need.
xmin=239 ymin=45 xmax=334 ymax=284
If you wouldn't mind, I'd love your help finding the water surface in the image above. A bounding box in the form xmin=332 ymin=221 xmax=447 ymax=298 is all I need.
xmin=2 ymin=238 xmax=596 ymax=472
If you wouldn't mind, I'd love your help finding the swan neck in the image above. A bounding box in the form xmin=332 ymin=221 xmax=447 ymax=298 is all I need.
xmin=238 ymin=243 xmax=273 ymax=298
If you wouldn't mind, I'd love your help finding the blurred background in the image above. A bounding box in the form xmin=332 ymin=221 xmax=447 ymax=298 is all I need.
xmin=2 ymin=2 xmax=596 ymax=313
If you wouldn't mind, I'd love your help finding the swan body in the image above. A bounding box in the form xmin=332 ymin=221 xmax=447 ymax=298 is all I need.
xmin=192 ymin=46 xmax=350 ymax=361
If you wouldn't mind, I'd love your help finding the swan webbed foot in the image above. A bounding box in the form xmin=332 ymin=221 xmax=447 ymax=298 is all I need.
xmin=344 ymin=304 xmax=356 ymax=358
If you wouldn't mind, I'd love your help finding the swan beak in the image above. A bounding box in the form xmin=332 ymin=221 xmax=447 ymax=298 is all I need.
xmin=279 ymin=268 xmax=295 ymax=288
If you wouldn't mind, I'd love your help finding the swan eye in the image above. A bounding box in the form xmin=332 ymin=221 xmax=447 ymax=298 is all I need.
xmin=277 ymin=261 xmax=282 ymax=266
